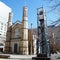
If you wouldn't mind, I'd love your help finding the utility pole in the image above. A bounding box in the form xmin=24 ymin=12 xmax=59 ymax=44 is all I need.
xmin=52 ymin=33 xmax=56 ymax=53
xmin=31 ymin=23 xmax=33 ymax=54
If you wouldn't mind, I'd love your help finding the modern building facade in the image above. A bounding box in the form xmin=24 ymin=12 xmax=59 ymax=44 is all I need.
xmin=0 ymin=1 xmax=11 ymax=52
xmin=5 ymin=6 xmax=28 ymax=54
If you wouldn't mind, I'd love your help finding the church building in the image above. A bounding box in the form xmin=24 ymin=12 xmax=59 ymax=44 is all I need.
xmin=4 ymin=6 xmax=28 ymax=54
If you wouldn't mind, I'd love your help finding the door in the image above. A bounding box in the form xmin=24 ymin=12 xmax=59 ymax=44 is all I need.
xmin=14 ymin=43 xmax=18 ymax=54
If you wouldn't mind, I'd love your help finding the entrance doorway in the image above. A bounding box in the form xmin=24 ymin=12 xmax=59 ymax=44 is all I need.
xmin=0 ymin=48 xmax=3 ymax=52
xmin=14 ymin=43 xmax=18 ymax=54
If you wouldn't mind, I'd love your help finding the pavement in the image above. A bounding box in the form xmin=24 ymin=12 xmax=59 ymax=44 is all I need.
xmin=0 ymin=54 xmax=36 ymax=60
xmin=0 ymin=54 xmax=60 ymax=60
xmin=0 ymin=58 xmax=32 ymax=60
xmin=50 ymin=53 xmax=60 ymax=60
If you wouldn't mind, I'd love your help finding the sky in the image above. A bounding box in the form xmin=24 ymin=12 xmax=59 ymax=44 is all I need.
xmin=0 ymin=0 xmax=60 ymax=28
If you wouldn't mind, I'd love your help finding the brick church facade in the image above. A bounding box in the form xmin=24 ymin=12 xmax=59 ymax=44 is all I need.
xmin=4 ymin=6 xmax=28 ymax=54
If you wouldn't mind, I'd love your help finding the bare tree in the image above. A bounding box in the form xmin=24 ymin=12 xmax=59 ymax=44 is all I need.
xmin=42 ymin=0 xmax=60 ymax=25
xmin=43 ymin=0 xmax=60 ymax=12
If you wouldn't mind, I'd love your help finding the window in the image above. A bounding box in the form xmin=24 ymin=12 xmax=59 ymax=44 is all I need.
xmin=0 ymin=34 xmax=2 ymax=35
xmin=40 ymin=11 xmax=43 ymax=15
xmin=1 ymin=23 xmax=3 ymax=30
xmin=0 ymin=44 xmax=4 ymax=46
xmin=4 ymin=32 xmax=6 ymax=36
xmin=14 ymin=28 xmax=19 ymax=38
xmin=4 ymin=24 xmax=6 ymax=31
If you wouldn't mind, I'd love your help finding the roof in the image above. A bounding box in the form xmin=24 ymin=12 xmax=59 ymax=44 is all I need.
xmin=12 ymin=20 xmax=22 ymax=28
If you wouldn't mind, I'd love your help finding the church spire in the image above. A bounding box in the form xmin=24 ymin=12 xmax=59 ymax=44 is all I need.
xmin=22 ymin=6 xmax=28 ymax=28
xmin=22 ymin=6 xmax=28 ymax=55
xmin=7 ymin=12 xmax=13 ymax=29
xmin=23 ymin=6 xmax=28 ymax=17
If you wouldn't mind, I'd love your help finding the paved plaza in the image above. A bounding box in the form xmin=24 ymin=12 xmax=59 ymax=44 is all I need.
xmin=0 ymin=54 xmax=60 ymax=60
xmin=0 ymin=54 xmax=36 ymax=60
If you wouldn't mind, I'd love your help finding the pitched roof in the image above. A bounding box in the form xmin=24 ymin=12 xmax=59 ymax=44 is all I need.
xmin=12 ymin=20 xmax=22 ymax=28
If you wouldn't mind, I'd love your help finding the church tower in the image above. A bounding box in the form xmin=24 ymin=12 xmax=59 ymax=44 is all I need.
xmin=7 ymin=12 xmax=13 ymax=29
xmin=22 ymin=6 xmax=28 ymax=54
xmin=5 ymin=12 xmax=13 ymax=53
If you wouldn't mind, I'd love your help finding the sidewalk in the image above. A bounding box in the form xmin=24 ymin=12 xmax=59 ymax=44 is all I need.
xmin=0 ymin=54 xmax=36 ymax=60
xmin=0 ymin=54 xmax=60 ymax=60
xmin=50 ymin=53 xmax=60 ymax=60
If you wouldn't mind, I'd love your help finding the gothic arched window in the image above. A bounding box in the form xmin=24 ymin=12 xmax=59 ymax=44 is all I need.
xmin=14 ymin=28 xmax=19 ymax=38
